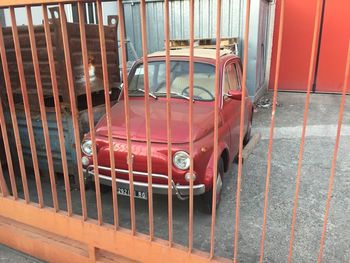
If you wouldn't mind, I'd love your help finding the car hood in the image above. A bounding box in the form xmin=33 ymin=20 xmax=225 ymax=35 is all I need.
xmin=95 ymin=99 xmax=216 ymax=144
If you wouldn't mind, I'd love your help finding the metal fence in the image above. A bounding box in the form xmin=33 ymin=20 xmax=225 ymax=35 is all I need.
xmin=0 ymin=0 xmax=349 ymax=262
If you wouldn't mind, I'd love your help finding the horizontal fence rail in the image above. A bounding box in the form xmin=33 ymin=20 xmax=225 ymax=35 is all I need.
xmin=0 ymin=0 xmax=349 ymax=262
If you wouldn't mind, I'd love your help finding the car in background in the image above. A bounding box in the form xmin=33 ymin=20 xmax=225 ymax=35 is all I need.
xmin=81 ymin=48 xmax=253 ymax=213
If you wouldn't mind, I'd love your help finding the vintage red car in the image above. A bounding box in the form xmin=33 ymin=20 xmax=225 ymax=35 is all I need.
xmin=81 ymin=48 xmax=253 ymax=213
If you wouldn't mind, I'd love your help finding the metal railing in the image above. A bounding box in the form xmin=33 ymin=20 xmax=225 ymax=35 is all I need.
xmin=0 ymin=0 xmax=349 ymax=262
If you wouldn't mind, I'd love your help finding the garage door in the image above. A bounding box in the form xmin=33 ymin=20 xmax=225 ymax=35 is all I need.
xmin=315 ymin=0 xmax=350 ymax=92
xmin=269 ymin=0 xmax=350 ymax=93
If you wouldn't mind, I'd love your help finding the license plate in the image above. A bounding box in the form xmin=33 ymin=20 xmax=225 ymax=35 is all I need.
xmin=117 ymin=187 xmax=148 ymax=200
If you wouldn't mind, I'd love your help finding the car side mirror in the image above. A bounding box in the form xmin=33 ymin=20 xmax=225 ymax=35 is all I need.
xmin=226 ymin=89 xmax=242 ymax=100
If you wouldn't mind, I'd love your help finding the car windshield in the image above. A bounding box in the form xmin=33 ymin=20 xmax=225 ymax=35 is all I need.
xmin=128 ymin=61 xmax=216 ymax=101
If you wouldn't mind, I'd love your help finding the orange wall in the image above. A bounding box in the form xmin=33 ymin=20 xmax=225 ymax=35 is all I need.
xmin=316 ymin=0 xmax=350 ymax=92
xmin=269 ymin=0 xmax=349 ymax=92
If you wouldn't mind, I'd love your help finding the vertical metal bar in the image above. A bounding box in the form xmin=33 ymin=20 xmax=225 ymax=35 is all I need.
xmin=78 ymin=1 xmax=103 ymax=225
xmin=117 ymin=0 xmax=136 ymax=234
xmin=209 ymin=0 xmax=221 ymax=258
xmin=26 ymin=5 xmax=59 ymax=212
xmin=139 ymin=0 xmax=154 ymax=240
xmin=317 ymin=42 xmax=350 ymax=263
xmin=42 ymin=5 xmax=74 ymax=217
xmin=259 ymin=0 xmax=285 ymax=261
xmin=0 ymin=159 xmax=9 ymax=197
xmin=288 ymin=0 xmax=323 ymax=261
xmin=0 ymin=18 xmax=29 ymax=203
xmin=95 ymin=0 xmax=119 ymax=227
xmin=58 ymin=3 xmax=86 ymax=218
xmin=163 ymin=0 xmax=173 ymax=246
xmin=10 ymin=7 xmax=44 ymax=207
xmin=233 ymin=0 xmax=251 ymax=261
xmin=0 ymin=97 xmax=18 ymax=199
xmin=188 ymin=0 xmax=195 ymax=253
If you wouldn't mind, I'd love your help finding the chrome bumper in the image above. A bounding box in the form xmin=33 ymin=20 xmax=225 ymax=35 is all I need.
xmin=83 ymin=165 xmax=206 ymax=200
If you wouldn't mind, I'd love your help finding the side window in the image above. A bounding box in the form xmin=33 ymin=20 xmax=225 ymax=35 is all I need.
xmin=224 ymin=69 xmax=230 ymax=94
xmin=227 ymin=63 xmax=240 ymax=91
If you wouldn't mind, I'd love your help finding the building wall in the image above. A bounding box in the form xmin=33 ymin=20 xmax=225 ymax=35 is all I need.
xmin=269 ymin=0 xmax=350 ymax=93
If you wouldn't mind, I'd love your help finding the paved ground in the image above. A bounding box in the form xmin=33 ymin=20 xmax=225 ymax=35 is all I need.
xmin=3 ymin=92 xmax=350 ymax=262
xmin=0 ymin=245 xmax=41 ymax=263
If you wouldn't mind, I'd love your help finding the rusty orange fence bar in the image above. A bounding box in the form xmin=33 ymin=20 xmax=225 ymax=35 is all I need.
xmin=10 ymin=7 xmax=44 ymax=208
xmin=0 ymin=159 xmax=8 ymax=197
xmin=26 ymin=5 xmax=59 ymax=211
xmin=58 ymin=3 xmax=85 ymax=218
xmin=163 ymin=0 xmax=173 ymax=246
xmin=139 ymin=0 xmax=155 ymax=240
xmin=117 ymin=0 xmax=136 ymax=234
xmin=0 ymin=1 xmax=348 ymax=262
xmin=259 ymin=0 xmax=285 ymax=261
xmin=317 ymin=42 xmax=350 ymax=263
xmin=77 ymin=1 xmax=105 ymax=225
xmin=42 ymin=4 xmax=74 ymax=216
xmin=209 ymin=0 xmax=221 ymax=258
xmin=95 ymin=0 xmax=120 ymax=228
xmin=188 ymin=0 xmax=195 ymax=252
xmin=233 ymin=0 xmax=251 ymax=262
xmin=288 ymin=0 xmax=323 ymax=261
xmin=0 ymin=91 xmax=17 ymax=199
xmin=0 ymin=16 xmax=30 ymax=203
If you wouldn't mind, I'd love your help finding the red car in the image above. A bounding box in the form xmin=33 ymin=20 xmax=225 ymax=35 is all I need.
xmin=81 ymin=48 xmax=253 ymax=213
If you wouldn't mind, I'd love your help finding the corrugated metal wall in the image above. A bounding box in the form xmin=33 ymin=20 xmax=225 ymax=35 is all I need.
xmin=1 ymin=0 xmax=274 ymax=100
xmin=123 ymin=0 xmax=243 ymax=57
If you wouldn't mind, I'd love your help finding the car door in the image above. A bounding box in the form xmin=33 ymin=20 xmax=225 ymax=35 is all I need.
xmin=221 ymin=61 xmax=242 ymax=158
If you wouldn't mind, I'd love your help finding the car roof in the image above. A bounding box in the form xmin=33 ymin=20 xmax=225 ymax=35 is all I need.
xmin=148 ymin=48 xmax=236 ymax=60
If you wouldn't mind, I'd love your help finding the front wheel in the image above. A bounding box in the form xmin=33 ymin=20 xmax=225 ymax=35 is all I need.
xmin=200 ymin=158 xmax=224 ymax=214
xmin=243 ymin=116 xmax=253 ymax=146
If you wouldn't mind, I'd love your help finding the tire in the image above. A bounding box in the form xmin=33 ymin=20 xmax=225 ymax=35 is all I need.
xmin=243 ymin=116 xmax=252 ymax=146
xmin=86 ymin=181 xmax=110 ymax=193
xmin=200 ymin=158 xmax=224 ymax=214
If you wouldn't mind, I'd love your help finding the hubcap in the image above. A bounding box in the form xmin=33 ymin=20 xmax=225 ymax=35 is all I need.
xmin=216 ymin=173 xmax=223 ymax=203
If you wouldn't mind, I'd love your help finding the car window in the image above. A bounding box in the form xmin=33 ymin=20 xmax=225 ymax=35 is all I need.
xmin=227 ymin=63 xmax=240 ymax=91
xmin=128 ymin=61 xmax=216 ymax=101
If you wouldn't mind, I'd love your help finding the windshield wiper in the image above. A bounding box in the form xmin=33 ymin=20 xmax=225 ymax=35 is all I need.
xmin=155 ymin=91 xmax=192 ymax=101
xmin=137 ymin=88 xmax=157 ymax=99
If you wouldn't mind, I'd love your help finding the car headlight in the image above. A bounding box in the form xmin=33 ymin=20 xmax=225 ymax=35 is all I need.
xmin=81 ymin=140 xmax=93 ymax=156
xmin=173 ymin=151 xmax=190 ymax=170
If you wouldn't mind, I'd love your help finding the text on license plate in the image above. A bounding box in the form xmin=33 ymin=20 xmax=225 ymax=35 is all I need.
xmin=117 ymin=187 xmax=147 ymax=200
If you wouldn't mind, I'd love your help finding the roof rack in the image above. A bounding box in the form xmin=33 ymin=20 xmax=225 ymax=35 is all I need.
xmin=168 ymin=37 xmax=239 ymax=55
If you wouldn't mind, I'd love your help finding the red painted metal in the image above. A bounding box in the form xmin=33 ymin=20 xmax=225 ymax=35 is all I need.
xmin=316 ymin=0 xmax=350 ymax=92
xmin=269 ymin=0 xmax=319 ymax=91
xmin=270 ymin=0 xmax=349 ymax=93
xmin=259 ymin=0 xmax=285 ymax=262
xmin=42 ymin=5 xmax=74 ymax=217
xmin=10 ymin=7 xmax=44 ymax=208
xmin=317 ymin=43 xmax=350 ymax=263
xmin=233 ymin=0 xmax=251 ymax=262
xmin=288 ymin=0 xmax=323 ymax=261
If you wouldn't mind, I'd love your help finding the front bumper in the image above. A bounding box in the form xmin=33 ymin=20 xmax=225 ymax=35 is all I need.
xmin=83 ymin=165 xmax=206 ymax=200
